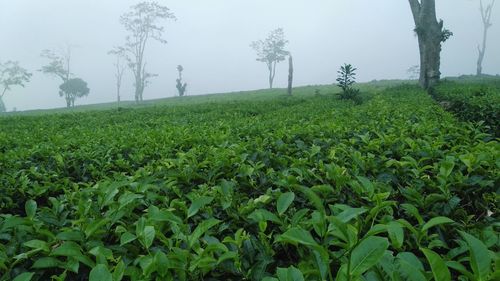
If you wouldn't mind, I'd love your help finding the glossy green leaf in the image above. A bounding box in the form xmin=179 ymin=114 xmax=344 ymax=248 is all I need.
xmin=32 ymin=257 xmax=61 ymax=269
xmin=142 ymin=226 xmax=155 ymax=249
xmin=459 ymin=231 xmax=492 ymax=280
xmin=248 ymin=209 xmax=281 ymax=224
xmin=421 ymin=217 xmax=454 ymax=232
xmin=25 ymin=200 xmax=37 ymax=219
xmin=349 ymin=236 xmax=389 ymax=277
xmin=85 ymin=218 xmax=110 ymax=238
xmin=421 ymin=248 xmax=451 ymax=281
xmin=277 ymin=192 xmax=295 ymax=215
xmin=187 ymin=196 xmax=214 ymax=218
xmin=188 ymin=218 xmax=221 ymax=248
xmin=276 ymin=266 xmax=305 ymax=281
xmin=387 ymin=222 xmax=404 ymax=249
xmin=277 ymin=227 xmax=319 ymax=247
xmin=24 ymin=239 xmax=49 ymax=252
xmin=89 ymin=264 xmax=113 ymax=281
xmin=112 ymin=260 xmax=125 ymax=281
xmin=120 ymin=232 xmax=137 ymax=246
xmin=13 ymin=272 xmax=34 ymax=281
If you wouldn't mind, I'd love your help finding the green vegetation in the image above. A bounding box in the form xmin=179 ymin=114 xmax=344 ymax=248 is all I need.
xmin=435 ymin=80 xmax=500 ymax=136
xmin=336 ymin=64 xmax=361 ymax=104
xmin=0 ymin=82 xmax=498 ymax=281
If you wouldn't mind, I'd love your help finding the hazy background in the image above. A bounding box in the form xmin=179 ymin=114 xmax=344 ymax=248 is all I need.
xmin=0 ymin=0 xmax=498 ymax=111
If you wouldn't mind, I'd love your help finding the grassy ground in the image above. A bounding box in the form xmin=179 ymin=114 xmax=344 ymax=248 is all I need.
xmin=1 ymin=79 xmax=413 ymax=116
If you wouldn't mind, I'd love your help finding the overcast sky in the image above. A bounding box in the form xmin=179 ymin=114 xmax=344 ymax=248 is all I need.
xmin=0 ymin=0 xmax=498 ymax=111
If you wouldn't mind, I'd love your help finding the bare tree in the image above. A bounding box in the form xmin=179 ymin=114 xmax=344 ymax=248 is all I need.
xmin=115 ymin=1 xmax=176 ymax=102
xmin=408 ymin=0 xmax=453 ymax=89
xmin=111 ymin=54 xmax=126 ymax=103
xmin=251 ymin=28 xmax=289 ymax=89
xmin=477 ymin=0 xmax=496 ymax=76
xmin=0 ymin=61 xmax=32 ymax=112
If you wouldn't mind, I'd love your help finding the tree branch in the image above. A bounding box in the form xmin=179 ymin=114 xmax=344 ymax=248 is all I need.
xmin=1 ymin=87 xmax=7 ymax=98
xmin=408 ymin=0 xmax=422 ymax=24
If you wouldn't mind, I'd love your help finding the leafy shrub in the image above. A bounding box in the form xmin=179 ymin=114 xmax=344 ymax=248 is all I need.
xmin=336 ymin=64 xmax=361 ymax=104
xmin=435 ymin=80 xmax=500 ymax=136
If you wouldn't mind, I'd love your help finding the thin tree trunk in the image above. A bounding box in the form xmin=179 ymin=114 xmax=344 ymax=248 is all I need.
xmin=477 ymin=0 xmax=495 ymax=76
xmin=0 ymin=97 xmax=5 ymax=113
xmin=268 ymin=63 xmax=273 ymax=89
xmin=287 ymin=55 xmax=293 ymax=96
xmin=1 ymin=87 xmax=7 ymax=99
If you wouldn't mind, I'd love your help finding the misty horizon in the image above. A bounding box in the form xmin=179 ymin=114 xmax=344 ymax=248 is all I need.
xmin=1 ymin=0 xmax=499 ymax=111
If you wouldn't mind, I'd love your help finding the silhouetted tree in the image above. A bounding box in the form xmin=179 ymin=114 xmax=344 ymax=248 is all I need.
xmin=251 ymin=28 xmax=289 ymax=89
xmin=114 ymin=1 xmax=176 ymax=102
xmin=0 ymin=61 xmax=32 ymax=112
xmin=176 ymin=65 xmax=187 ymax=97
xmin=59 ymin=78 xmax=89 ymax=108
xmin=408 ymin=0 xmax=453 ymax=89
xmin=477 ymin=0 xmax=496 ymax=76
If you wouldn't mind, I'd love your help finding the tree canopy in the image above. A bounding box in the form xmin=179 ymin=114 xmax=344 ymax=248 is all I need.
xmin=40 ymin=48 xmax=72 ymax=82
xmin=251 ymin=28 xmax=289 ymax=89
xmin=59 ymin=78 xmax=90 ymax=108
xmin=0 ymin=61 xmax=32 ymax=112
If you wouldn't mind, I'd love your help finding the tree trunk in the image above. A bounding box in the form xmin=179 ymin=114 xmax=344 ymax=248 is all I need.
xmin=287 ymin=56 xmax=293 ymax=96
xmin=117 ymin=81 xmax=121 ymax=103
xmin=409 ymin=0 xmax=447 ymax=89
xmin=0 ymin=97 xmax=6 ymax=113
xmin=268 ymin=64 xmax=274 ymax=89
xmin=65 ymin=96 xmax=71 ymax=108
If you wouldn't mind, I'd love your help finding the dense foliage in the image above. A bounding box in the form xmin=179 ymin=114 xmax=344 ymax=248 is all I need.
xmin=0 ymin=84 xmax=498 ymax=281
xmin=336 ymin=64 xmax=361 ymax=104
xmin=434 ymin=80 xmax=500 ymax=136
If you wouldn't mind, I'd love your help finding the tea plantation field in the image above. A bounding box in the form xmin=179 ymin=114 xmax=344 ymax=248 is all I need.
xmin=0 ymin=82 xmax=498 ymax=281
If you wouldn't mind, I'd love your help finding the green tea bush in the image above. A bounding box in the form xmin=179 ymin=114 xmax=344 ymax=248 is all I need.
xmin=435 ymin=80 xmax=500 ymax=136
xmin=0 ymin=84 xmax=498 ymax=281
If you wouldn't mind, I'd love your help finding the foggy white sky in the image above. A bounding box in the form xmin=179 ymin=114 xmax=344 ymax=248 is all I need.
xmin=0 ymin=0 xmax=499 ymax=111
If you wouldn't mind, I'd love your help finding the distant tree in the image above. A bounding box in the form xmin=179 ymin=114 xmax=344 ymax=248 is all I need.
xmin=0 ymin=61 xmax=32 ymax=112
xmin=336 ymin=63 xmax=361 ymax=104
xmin=408 ymin=0 xmax=453 ymax=89
xmin=407 ymin=65 xmax=420 ymax=80
xmin=176 ymin=65 xmax=187 ymax=97
xmin=113 ymin=1 xmax=176 ymax=102
xmin=477 ymin=0 xmax=496 ymax=76
xmin=109 ymin=53 xmax=126 ymax=103
xmin=59 ymin=78 xmax=89 ymax=108
xmin=40 ymin=46 xmax=72 ymax=83
xmin=287 ymin=55 xmax=293 ymax=96
xmin=251 ymin=28 xmax=289 ymax=89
